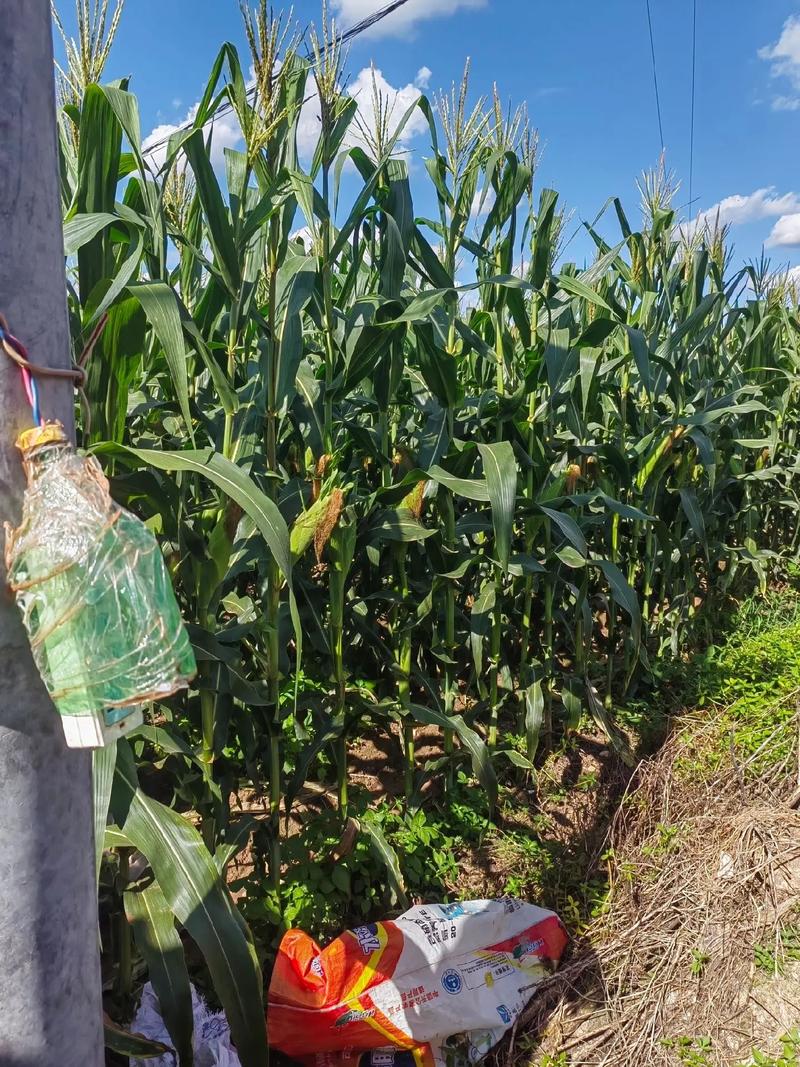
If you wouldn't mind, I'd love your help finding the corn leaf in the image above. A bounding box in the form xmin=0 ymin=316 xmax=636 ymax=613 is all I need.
xmin=407 ymin=703 xmax=497 ymax=815
xmin=111 ymin=741 xmax=267 ymax=1067
xmin=478 ymin=441 xmax=517 ymax=573
xmin=124 ymin=883 xmax=194 ymax=1066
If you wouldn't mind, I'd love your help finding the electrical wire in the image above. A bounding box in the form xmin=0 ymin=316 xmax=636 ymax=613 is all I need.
xmin=21 ymin=366 xmax=36 ymax=413
xmin=0 ymin=324 xmax=45 ymax=426
xmin=339 ymin=0 xmax=411 ymax=37
xmin=141 ymin=0 xmax=413 ymax=162
xmin=688 ymin=0 xmax=697 ymax=209
xmin=645 ymin=0 xmax=665 ymax=151
xmin=29 ymin=376 xmax=42 ymax=427
xmin=0 ymin=305 xmax=95 ymax=428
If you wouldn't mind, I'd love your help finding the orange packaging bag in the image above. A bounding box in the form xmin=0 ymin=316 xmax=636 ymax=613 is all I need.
xmin=268 ymin=899 xmax=567 ymax=1067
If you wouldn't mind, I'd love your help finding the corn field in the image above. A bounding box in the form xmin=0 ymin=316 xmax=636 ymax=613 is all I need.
xmin=55 ymin=2 xmax=800 ymax=1063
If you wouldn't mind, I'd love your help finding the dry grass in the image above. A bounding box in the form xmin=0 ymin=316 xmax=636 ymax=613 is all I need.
xmin=506 ymin=704 xmax=800 ymax=1067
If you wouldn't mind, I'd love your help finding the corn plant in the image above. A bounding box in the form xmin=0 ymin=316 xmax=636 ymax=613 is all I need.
xmin=55 ymin=0 xmax=800 ymax=1058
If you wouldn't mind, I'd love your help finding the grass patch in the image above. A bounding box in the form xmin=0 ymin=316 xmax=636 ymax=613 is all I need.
xmin=754 ymin=911 xmax=800 ymax=976
xmin=668 ymin=588 xmax=800 ymax=780
xmin=660 ymin=1031 xmax=800 ymax=1067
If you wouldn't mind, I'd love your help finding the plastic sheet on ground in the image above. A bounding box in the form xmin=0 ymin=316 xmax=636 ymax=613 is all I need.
xmin=268 ymin=899 xmax=568 ymax=1067
xmin=131 ymin=982 xmax=242 ymax=1067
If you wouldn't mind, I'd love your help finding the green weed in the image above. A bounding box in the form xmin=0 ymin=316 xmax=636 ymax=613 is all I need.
xmin=754 ymin=921 xmax=800 ymax=976
xmin=661 ymin=1035 xmax=714 ymax=1066
xmin=740 ymin=1030 xmax=800 ymax=1067
xmin=690 ymin=948 xmax=710 ymax=977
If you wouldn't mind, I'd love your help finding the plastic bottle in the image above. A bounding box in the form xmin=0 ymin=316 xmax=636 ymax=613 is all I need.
xmin=5 ymin=422 xmax=196 ymax=747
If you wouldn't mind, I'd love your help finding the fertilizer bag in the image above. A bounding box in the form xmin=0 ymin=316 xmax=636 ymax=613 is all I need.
xmin=268 ymin=899 xmax=567 ymax=1067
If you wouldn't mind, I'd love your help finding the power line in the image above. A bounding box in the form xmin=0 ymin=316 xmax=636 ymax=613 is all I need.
xmin=645 ymin=0 xmax=665 ymax=151
xmin=343 ymin=0 xmax=411 ymax=36
xmin=142 ymin=0 xmax=412 ymax=160
xmin=688 ymin=0 xmax=697 ymax=209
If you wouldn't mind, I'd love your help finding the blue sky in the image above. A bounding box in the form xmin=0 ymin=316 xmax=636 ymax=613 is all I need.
xmin=55 ymin=0 xmax=800 ymax=279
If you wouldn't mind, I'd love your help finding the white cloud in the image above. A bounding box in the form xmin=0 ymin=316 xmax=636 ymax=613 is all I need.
xmin=348 ymin=64 xmax=429 ymax=149
xmin=143 ymin=103 xmax=243 ymax=171
xmin=296 ymin=81 xmax=324 ymax=159
xmin=144 ymin=63 xmax=430 ymax=179
xmin=788 ymin=265 xmax=800 ymax=285
xmin=773 ymin=94 xmax=800 ymax=111
xmin=688 ymin=188 xmax=800 ymax=252
xmin=290 ymin=225 xmax=316 ymax=250
xmin=470 ymin=186 xmax=496 ymax=218
xmin=759 ymin=14 xmax=800 ymax=109
xmin=693 ymin=187 xmax=800 ymax=230
xmin=767 ymin=212 xmax=800 ymax=248
xmin=416 ymin=65 xmax=433 ymax=90
xmin=332 ymin=0 xmax=487 ymax=37
xmin=143 ymin=123 xmax=182 ymax=171
xmin=759 ymin=14 xmax=800 ymax=84
xmin=297 ymin=64 xmax=430 ymax=161
xmin=534 ymin=86 xmax=564 ymax=99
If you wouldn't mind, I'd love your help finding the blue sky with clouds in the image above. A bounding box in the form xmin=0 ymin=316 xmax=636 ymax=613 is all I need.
xmin=55 ymin=0 xmax=800 ymax=278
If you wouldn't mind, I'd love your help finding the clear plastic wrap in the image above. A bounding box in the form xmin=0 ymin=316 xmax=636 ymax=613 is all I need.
xmin=4 ymin=422 xmax=196 ymax=747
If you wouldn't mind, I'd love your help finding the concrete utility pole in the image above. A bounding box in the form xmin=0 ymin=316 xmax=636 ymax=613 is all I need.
xmin=0 ymin=3 xmax=104 ymax=1065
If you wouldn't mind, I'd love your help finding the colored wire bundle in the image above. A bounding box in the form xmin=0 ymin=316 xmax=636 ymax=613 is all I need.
xmin=0 ymin=321 xmax=44 ymax=426
xmin=0 ymin=313 xmax=90 ymax=428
